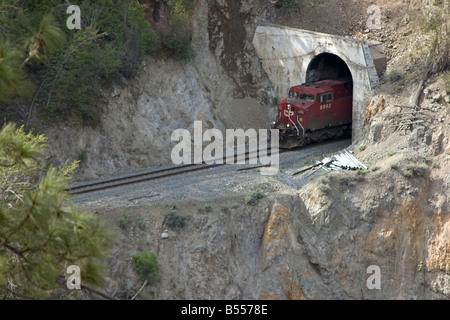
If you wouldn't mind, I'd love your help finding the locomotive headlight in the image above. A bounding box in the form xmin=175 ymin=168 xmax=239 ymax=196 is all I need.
xmin=287 ymin=124 xmax=290 ymax=128
xmin=272 ymin=121 xmax=276 ymax=125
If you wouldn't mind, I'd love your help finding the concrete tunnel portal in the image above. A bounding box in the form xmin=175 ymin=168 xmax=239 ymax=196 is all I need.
xmin=252 ymin=23 xmax=386 ymax=140
xmin=306 ymin=52 xmax=354 ymax=137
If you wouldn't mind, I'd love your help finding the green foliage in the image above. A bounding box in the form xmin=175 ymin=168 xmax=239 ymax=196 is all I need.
xmin=0 ymin=10 xmax=65 ymax=105
xmin=160 ymin=0 xmax=195 ymax=60
xmin=0 ymin=41 xmax=25 ymax=103
xmin=39 ymin=25 xmax=120 ymax=123
xmin=198 ymin=204 xmax=213 ymax=213
xmin=245 ymin=190 xmax=265 ymax=206
xmin=338 ymin=176 xmax=356 ymax=186
xmin=0 ymin=123 xmax=113 ymax=298
xmin=388 ymin=70 xmax=402 ymax=82
xmin=359 ymin=144 xmax=367 ymax=151
xmin=132 ymin=251 xmax=159 ymax=283
xmin=277 ymin=0 xmax=304 ymax=10
xmin=0 ymin=0 xmax=158 ymax=124
xmin=387 ymin=151 xmax=396 ymax=157
xmin=138 ymin=219 xmax=146 ymax=230
xmin=405 ymin=163 xmax=428 ymax=177
xmin=402 ymin=169 xmax=413 ymax=178
xmin=164 ymin=210 xmax=187 ymax=230
xmin=318 ymin=183 xmax=331 ymax=193
xmin=78 ymin=149 xmax=89 ymax=163
xmin=276 ymin=0 xmax=328 ymax=11
xmin=22 ymin=14 xmax=66 ymax=66
xmin=356 ymin=169 xmax=369 ymax=177
xmin=390 ymin=163 xmax=399 ymax=170
xmin=0 ymin=123 xmax=46 ymax=169
xmin=118 ymin=215 xmax=130 ymax=229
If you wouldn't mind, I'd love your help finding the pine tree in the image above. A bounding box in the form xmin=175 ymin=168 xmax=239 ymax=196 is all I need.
xmin=21 ymin=14 xmax=66 ymax=69
xmin=0 ymin=13 xmax=65 ymax=104
xmin=0 ymin=123 xmax=113 ymax=299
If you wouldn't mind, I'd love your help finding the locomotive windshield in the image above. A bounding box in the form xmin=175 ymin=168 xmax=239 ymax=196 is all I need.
xmin=288 ymin=90 xmax=298 ymax=99
xmin=288 ymin=90 xmax=315 ymax=102
xmin=299 ymin=94 xmax=315 ymax=102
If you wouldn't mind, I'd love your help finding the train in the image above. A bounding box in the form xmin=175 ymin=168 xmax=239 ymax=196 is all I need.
xmin=271 ymin=78 xmax=353 ymax=149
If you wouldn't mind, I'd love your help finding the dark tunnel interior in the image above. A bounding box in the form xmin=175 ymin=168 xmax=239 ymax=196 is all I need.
xmin=306 ymin=53 xmax=352 ymax=83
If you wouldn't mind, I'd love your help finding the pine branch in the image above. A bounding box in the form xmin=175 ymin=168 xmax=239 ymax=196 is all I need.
xmin=4 ymin=193 xmax=37 ymax=242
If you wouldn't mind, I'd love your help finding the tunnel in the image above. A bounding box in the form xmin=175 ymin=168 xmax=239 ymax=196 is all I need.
xmin=306 ymin=53 xmax=354 ymax=138
xmin=306 ymin=53 xmax=352 ymax=83
xmin=252 ymin=24 xmax=382 ymax=140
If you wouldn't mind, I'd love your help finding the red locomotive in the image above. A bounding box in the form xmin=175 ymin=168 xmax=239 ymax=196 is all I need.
xmin=272 ymin=78 xmax=353 ymax=149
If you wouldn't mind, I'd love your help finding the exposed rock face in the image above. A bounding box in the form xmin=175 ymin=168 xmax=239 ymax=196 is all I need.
xmin=299 ymin=169 xmax=450 ymax=299
xmin=94 ymin=154 xmax=450 ymax=300
xmin=45 ymin=0 xmax=274 ymax=182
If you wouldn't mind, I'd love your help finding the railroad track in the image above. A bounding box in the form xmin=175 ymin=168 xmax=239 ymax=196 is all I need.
xmin=68 ymin=147 xmax=284 ymax=195
xmin=68 ymin=136 xmax=351 ymax=195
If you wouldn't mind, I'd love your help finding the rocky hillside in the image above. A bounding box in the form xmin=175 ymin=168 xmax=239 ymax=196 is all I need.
xmin=42 ymin=0 xmax=278 ymax=181
xmin=60 ymin=0 xmax=449 ymax=300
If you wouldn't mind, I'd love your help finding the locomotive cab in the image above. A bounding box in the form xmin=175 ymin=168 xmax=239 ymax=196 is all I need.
xmin=273 ymin=79 xmax=353 ymax=149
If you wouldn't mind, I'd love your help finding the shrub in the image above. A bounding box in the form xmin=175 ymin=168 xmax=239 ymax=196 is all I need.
xmin=319 ymin=183 xmax=331 ymax=193
xmin=118 ymin=215 xmax=130 ymax=229
xmin=132 ymin=251 xmax=159 ymax=283
xmin=160 ymin=0 xmax=195 ymax=60
xmin=339 ymin=176 xmax=356 ymax=186
xmin=78 ymin=149 xmax=89 ymax=163
xmin=387 ymin=151 xmax=396 ymax=157
xmin=197 ymin=204 xmax=213 ymax=213
xmin=0 ymin=1 xmax=158 ymax=124
xmin=138 ymin=219 xmax=146 ymax=230
xmin=388 ymin=70 xmax=402 ymax=82
xmin=245 ymin=190 xmax=265 ymax=206
xmin=359 ymin=145 xmax=367 ymax=151
xmin=277 ymin=0 xmax=304 ymax=10
xmin=39 ymin=25 xmax=121 ymax=124
xmin=356 ymin=169 xmax=369 ymax=177
xmin=390 ymin=163 xmax=398 ymax=170
xmin=165 ymin=210 xmax=187 ymax=230
xmin=403 ymin=169 xmax=412 ymax=178
xmin=276 ymin=0 xmax=328 ymax=11
xmin=406 ymin=163 xmax=428 ymax=177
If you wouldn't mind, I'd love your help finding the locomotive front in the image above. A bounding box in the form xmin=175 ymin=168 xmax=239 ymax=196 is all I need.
xmin=272 ymin=88 xmax=315 ymax=148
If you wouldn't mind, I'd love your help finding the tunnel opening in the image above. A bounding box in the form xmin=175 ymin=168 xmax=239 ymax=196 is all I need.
xmin=306 ymin=53 xmax=353 ymax=139
xmin=306 ymin=53 xmax=352 ymax=82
